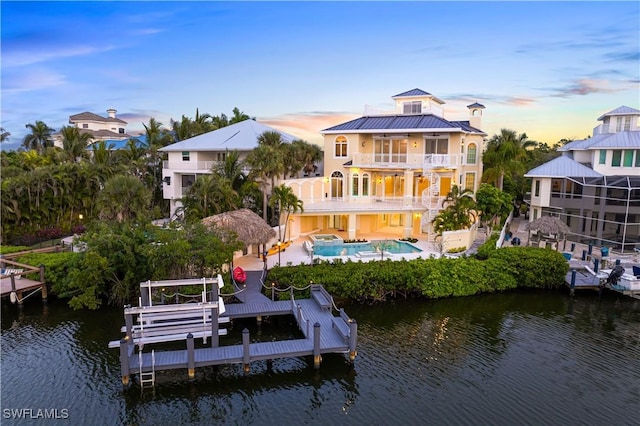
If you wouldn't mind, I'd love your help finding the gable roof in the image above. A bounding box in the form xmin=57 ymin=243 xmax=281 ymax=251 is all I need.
xmin=558 ymin=131 xmax=640 ymax=151
xmin=159 ymin=119 xmax=300 ymax=152
xmin=524 ymin=155 xmax=602 ymax=178
xmin=597 ymin=106 xmax=640 ymax=121
xmin=69 ymin=111 xmax=127 ymax=124
xmin=322 ymin=114 xmax=485 ymax=135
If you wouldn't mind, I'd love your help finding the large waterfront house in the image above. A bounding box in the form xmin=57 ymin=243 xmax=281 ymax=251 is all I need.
xmin=159 ymin=119 xmax=303 ymax=218
xmin=282 ymin=89 xmax=486 ymax=241
xmin=524 ymin=106 xmax=640 ymax=253
xmin=53 ymin=109 xmax=135 ymax=148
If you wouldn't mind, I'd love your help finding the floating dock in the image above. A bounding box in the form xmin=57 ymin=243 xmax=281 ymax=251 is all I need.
xmin=109 ymin=275 xmax=357 ymax=387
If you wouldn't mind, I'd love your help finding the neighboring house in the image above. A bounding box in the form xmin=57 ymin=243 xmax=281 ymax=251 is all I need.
xmin=283 ymin=89 xmax=486 ymax=240
xmin=53 ymin=109 xmax=132 ymax=148
xmin=524 ymin=106 xmax=640 ymax=253
xmin=159 ymin=119 xmax=304 ymax=218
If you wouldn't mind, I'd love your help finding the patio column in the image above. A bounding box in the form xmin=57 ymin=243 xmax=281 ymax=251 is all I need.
xmin=403 ymin=170 xmax=414 ymax=207
xmin=403 ymin=213 xmax=412 ymax=238
xmin=347 ymin=214 xmax=356 ymax=240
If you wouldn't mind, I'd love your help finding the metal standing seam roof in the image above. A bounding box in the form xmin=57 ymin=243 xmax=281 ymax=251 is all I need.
xmin=159 ymin=119 xmax=301 ymax=152
xmin=558 ymin=131 xmax=640 ymax=151
xmin=524 ymin=156 xmax=603 ymax=178
xmin=322 ymin=114 xmax=485 ymax=134
xmin=597 ymin=106 xmax=640 ymax=121
xmin=392 ymin=88 xmax=433 ymax=98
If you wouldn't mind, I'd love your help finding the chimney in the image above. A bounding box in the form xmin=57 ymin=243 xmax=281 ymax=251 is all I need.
xmin=107 ymin=108 xmax=117 ymax=119
xmin=467 ymin=103 xmax=485 ymax=130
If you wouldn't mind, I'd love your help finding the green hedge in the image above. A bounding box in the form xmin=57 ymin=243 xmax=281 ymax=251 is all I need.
xmin=13 ymin=252 xmax=79 ymax=289
xmin=266 ymin=246 xmax=568 ymax=302
xmin=0 ymin=245 xmax=31 ymax=255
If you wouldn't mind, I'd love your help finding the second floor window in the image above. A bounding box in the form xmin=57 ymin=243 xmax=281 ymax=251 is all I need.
xmin=335 ymin=136 xmax=348 ymax=158
xmin=623 ymin=150 xmax=634 ymax=167
xmin=611 ymin=150 xmax=621 ymax=167
xmin=599 ymin=150 xmax=606 ymax=165
xmin=182 ymin=151 xmax=190 ymax=161
xmin=534 ymin=180 xmax=540 ymax=197
xmin=352 ymin=173 xmax=359 ymax=196
xmin=425 ymin=138 xmax=448 ymax=154
xmin=466 ymin=143 xmax=477 ymax=164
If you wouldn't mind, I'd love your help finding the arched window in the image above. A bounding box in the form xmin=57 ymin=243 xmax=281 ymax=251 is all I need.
xmin=352 ymin=173 xmax=359 ymax=196
xmin=331 ymin=171 xmax=344 ymax=198
xmin=362 ymin=173 xmax=370 ymax=196
xmin=335 ymin=136 xmax=348 ymax=158
xmin=466 ymin=143 xmax=477 ymax=164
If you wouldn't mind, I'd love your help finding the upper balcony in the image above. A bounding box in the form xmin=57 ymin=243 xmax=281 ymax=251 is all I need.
xmin=350 ymin=153 xmax=477 ymax=170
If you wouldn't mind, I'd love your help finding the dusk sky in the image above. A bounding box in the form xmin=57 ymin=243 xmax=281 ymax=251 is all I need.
xmin=1 ymin=1 xmax=639 ymax=151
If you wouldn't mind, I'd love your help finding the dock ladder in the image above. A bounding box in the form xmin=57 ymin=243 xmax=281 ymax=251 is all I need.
xmin=139 ymin=349 xmax=156 ymax=387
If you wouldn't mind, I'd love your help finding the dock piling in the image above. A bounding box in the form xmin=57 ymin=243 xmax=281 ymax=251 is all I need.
xmin=242 ymin=328 xmax=250 ymax=374
xmin=187 ymin=333 xmax=195 ymax=379
xmin=570 ymin=269 xmax=577 ymax=296
xmin=313 ymin=322 xmax=321 ymax=369
xmin=348 ymin=319 xmax=358 ymax=361
xmin=119 ymin=339 xmax=130 ymax=387
xmin=211 ymin=306 xmax=219 ymax=347
xmin=39 ymin=265 xmax=47 ymax=301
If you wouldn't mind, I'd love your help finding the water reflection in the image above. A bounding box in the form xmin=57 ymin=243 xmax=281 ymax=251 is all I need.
xmin=2 ymin=290 xmax=639 ymax=425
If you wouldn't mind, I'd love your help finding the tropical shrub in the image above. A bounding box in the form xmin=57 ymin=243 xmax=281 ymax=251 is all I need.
xmin=266 ymin=246 xmax=567 ymax=302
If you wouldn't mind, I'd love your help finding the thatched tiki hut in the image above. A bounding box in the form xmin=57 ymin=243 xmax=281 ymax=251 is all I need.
xmin=526 ymin=216 xmax=571 ymax=250
xmin=202 ymin=209 xmax=276 ymax=256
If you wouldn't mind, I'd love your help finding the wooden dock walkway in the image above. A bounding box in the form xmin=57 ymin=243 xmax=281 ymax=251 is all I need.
xmin=1 ymin=260 xmax=47 ymax=304
xmin=111 ymin=276 xmax=357 ymax=387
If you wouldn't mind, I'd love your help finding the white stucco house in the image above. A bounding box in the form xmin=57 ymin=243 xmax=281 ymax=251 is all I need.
xmin=524 ymin=106 xmax=640 ymax=253
xmin=159 ymin=119 xmax=306 ymax=218
xmin=53 ymin=109 xmax=134 ymax=148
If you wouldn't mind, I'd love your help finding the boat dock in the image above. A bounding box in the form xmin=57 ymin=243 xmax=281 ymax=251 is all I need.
xmin=565 ymin=260 xmax=640 ymax=300
xmin=1 ymin=258 xmax=48 ymax=304
xmin=109 ymin=275 xmax=357 ymax=387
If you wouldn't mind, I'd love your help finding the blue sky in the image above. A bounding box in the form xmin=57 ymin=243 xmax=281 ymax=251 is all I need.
xmin=1 ymin=1 xmax=639 ymax=151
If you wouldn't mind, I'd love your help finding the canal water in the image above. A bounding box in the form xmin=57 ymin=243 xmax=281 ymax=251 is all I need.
xmin=1 ymin=289 xmax=639 ymax=425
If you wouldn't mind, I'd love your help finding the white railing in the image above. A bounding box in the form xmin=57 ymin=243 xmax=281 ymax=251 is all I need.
xmin=351 ymin=153 xmax=459 ymax=169
xmin=423 ymin=154 xmax=458 ymax=169
xmin=363 ymin=103 xmax=444 ymax=118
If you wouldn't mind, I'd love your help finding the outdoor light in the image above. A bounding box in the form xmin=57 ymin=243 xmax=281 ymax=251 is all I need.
xmin=277 ymin=240 xmax=282 ymax=266
xmin=78 ymin=214 xmax=83 ymax=220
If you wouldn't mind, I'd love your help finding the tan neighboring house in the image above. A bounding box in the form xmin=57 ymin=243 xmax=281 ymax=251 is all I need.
xmin=524 ymin=106 xmax=640 ymax=253
xmin=53 ymin=108 xmax=131 ymax=148
xmin=283 ymin=89 xmax=486 ymax=241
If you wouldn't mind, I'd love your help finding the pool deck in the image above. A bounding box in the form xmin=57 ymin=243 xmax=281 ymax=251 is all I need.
xmin=233 ymin=230 xmax=444 ymax=272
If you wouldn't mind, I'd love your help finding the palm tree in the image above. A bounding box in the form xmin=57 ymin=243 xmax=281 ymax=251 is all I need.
xmin=59 ymin=126 xmax=92 ymax=162
xmin=0 ymin=127 xmax=10 ymax=143
xmin=97 ymin=175 xmax=151 ymax=223
xmin=289 ymin=139 xmax=322 ymax=177
xmin=142 ymin=117 xmax=172 ymax=207
xmin=179 ymin=174 xmax=239 ymax=222
xmin=229 ymin=107 xmax=251 ymax=124
xmin=269 ymin=184 xmax=304 ymax=242
xmin=22 ymin=121 xmax=54 ymax=154
xmin=246 ymin=131 xmax=288 ymax=222
xmin=482 ymin=129 xmax=536 ymax=190
xmin=432 ymin=185 xmax=477 ymax=235
xmin=192 ymin=109 xmax=215 ymax=135
xmin=170 ymin=115 xmax=194 ymax=142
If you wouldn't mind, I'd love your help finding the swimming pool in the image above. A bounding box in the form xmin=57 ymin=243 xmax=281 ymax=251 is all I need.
xmin=313 ymin=240 xmax=422 ymax=256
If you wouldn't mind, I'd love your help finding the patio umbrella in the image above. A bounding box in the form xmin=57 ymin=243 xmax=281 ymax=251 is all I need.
xmin=201 ymin=208 xmax=276 ymax=248
xmin=525 ymin=216 xmax=571 ymax=249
